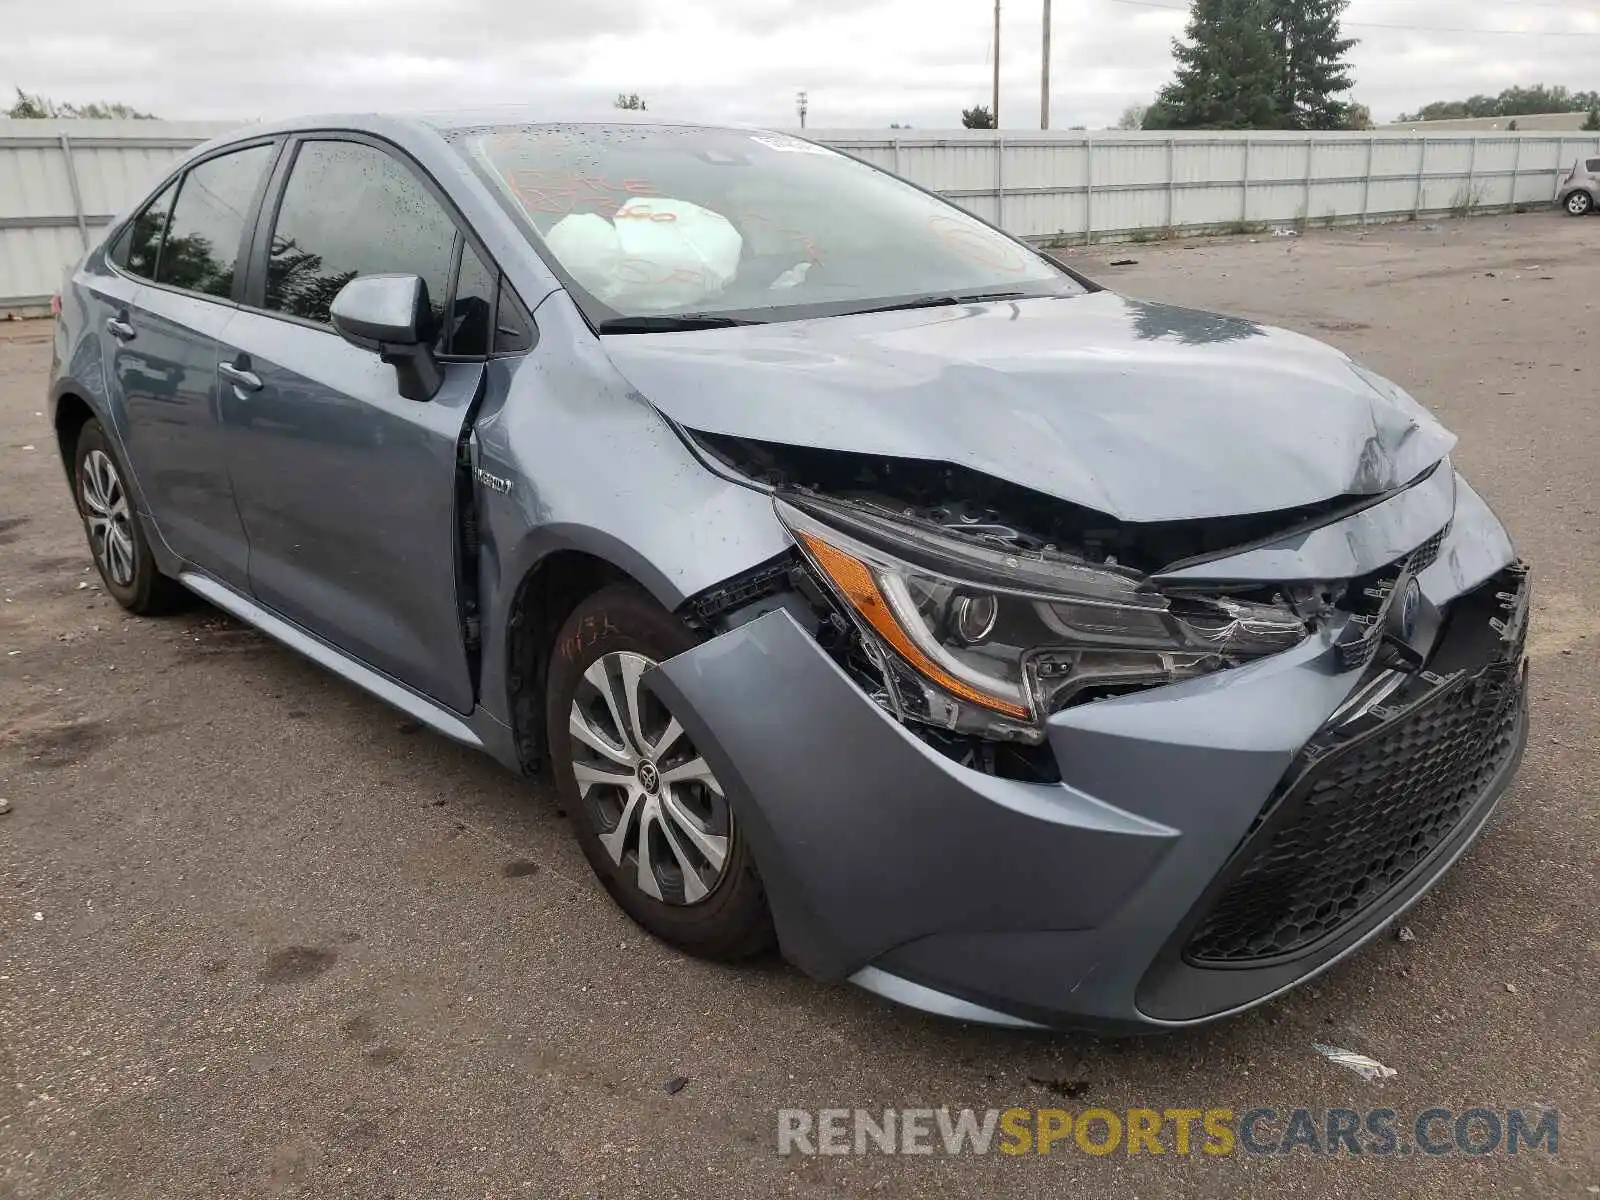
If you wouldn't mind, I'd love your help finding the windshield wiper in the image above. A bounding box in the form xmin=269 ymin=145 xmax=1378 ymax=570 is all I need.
xmin=835 ymin=290 xmax=1042 ymax=317
xmin=598 ymin=313 xmax=764 ymax=333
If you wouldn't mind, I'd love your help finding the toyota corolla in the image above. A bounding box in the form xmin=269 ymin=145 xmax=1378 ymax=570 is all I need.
xmin=48 ymin=113 xmax=1530 ymax=1031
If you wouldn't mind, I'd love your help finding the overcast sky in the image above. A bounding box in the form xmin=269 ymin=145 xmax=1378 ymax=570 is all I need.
xmin=3 ymin=0 xmax=1597 ymax=130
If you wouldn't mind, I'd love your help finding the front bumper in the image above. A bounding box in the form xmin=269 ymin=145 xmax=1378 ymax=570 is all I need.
xmin=648 ymin=476 xmax=1528 ymax=1031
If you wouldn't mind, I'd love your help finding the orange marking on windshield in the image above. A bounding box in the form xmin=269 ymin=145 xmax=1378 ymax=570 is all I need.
xmin=506 ymin=169 xmax=661 ymax=217
xmin=927 ymin=214 xmax=1027 ymax=272
xmin=611 ymin=259 xmax=707 ymax=287
xmin=731 ymin=209 xmax=828 ymax=262
xmin=614 ymin=206 xmax=678 ymax=222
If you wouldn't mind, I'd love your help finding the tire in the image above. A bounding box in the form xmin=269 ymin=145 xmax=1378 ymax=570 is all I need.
xmin=545 ymin=583 xmax=775 ymax=961
xmin=1566 ymin=190 xmax=1594 ymax=216
xmin=72 ymin=419 xmax=185 ymax=615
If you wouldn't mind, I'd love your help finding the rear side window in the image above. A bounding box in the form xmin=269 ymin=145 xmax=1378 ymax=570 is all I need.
xmin=155 ymin=145 xmax=273 ymax=298
xmin=1587 ymin=158 xmax=1600 ymax=173
xmin=264 ymin=140 xmax=457 ymax=332
xmin=111 ymin=179 xmax=178 ymax=279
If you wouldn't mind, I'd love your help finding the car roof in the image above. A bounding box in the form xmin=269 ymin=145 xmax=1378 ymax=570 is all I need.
xmin=412 ymin=107 xmax=760 ymax=133
xmin=196 ymin=108 xmax=768 ymax=152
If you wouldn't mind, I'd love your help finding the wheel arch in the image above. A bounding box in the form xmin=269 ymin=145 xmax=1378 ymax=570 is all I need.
xmin=501 ymin=540 xmax=664 ymax=777
xmin=52 ymin=390 xmax=96 ymax=482
xmin=482 ymin=485 xmax=796 ymax=776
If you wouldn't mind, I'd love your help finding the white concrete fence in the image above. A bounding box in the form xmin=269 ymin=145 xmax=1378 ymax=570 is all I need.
xmin=4 ymin=120 xmax=1598 ymax=313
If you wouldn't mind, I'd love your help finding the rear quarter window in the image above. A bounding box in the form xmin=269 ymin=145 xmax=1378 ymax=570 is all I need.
xmin=1586 ymin=158 xmax=1600 ymax=174
xmin=110 ymin=179 xmax=178 ymax=279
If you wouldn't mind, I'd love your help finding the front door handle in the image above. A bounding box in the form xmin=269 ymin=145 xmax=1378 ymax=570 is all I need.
xmin=219 ymin=361 xmax=263 ymax=392
xmin=105 ymin=316 xmax=135 ymax=342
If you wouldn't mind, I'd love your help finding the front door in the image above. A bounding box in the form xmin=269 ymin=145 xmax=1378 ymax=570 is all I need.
xmin=220 ymin=137 xmax=487 ymax=714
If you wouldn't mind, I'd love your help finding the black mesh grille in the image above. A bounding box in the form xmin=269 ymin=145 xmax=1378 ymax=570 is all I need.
xmin=1184 ymin=653 xmax=1525 ymax=965
xmin=1408 ymin=521 xmax=1451 ymax=573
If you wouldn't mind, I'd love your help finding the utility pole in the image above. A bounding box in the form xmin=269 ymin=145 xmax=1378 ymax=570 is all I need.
xmin=1040 ymin=0 xmax=1051 ymax=129
xmin=992 ymin=0 xmax=1001 ymax=128
xmin=796 ymin=90 xmax=808 ymax=129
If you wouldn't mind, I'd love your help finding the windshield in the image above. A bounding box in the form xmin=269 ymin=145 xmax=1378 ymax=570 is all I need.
xmin=447 ymin=124 xmax=1084 ymax=327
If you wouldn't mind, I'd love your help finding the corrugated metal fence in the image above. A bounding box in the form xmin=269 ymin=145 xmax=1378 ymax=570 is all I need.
xmin=0 ymin=119 xmax=234 ymax=314
xmin=4 ymin=121 xmax=1599 ymax=313
xmin=816 ymin=128 xmax=1600 ymax=244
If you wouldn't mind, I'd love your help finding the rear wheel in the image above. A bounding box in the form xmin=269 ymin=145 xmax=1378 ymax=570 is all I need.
xmin=73 ymin=420 xmax=184 ymax=615
xmin=1566 ymin=190 xmax=1594 ymax=215
xmin=545 ymin=584 xmax=774 ymax=960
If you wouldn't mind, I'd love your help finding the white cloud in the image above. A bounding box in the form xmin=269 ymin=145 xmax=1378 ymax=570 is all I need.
xmin=2 ymin=0 xmax=1596 ymax=129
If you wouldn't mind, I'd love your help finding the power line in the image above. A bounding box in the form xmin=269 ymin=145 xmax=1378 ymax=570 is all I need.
xmin=1103 ymin=0 xmax=1600 ymax=36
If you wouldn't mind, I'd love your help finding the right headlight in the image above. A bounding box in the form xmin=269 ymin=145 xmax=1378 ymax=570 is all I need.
xmin=777 ymin=495 xmax=1308 ymax=744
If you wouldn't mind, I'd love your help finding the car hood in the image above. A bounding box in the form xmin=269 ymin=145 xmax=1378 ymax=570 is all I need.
xmin=600 ymin=291 xmax=1456 ymax=523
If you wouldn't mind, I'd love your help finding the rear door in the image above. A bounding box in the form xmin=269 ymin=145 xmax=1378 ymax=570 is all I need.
xmin=104 ymin=142 xmax=278 ymax=588
xmin=218 ymin=135 xmax=493 ymax=714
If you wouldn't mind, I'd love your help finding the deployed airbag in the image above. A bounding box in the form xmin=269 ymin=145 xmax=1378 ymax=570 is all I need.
xmin=545 ymin=198 xmax=742 ymax=312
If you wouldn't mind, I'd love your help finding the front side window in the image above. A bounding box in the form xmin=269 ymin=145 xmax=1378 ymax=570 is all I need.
xmin=155 ymin=145 xmax=273 ymax=298
xmin=445 ymin=244 xmax=495 ymax=357
xmin=448 ymin=124 xmax=1082 ymax=326
xmin=493 ymin=279 xmax=535 ymax=355
xmin=112 ymin=179 xmax=178 ymax=279
xmin=264 ymin=140 xmax=457 ymax=332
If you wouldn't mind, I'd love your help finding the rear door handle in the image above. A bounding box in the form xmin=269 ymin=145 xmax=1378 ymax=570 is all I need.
xmin=106 ymin=317 xmax=135 ymax=342
xmin=219 ymin=361 xmax=263 ymax=392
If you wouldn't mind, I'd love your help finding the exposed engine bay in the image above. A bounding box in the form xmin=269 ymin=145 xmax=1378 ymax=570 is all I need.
xmin=685 ymin=429 xmax=1447 ymax=781
xmin=692 ymin=430 xmax=1394 ymax=579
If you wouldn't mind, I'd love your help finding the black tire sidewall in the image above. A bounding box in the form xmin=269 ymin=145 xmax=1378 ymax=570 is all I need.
xmin=544 ymin=583 xmax=773 ymax=960
xmin=74 ymin=420 xmax=163 ymax=611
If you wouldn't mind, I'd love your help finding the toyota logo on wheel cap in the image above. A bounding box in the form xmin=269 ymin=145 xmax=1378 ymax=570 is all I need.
xmin=1397 ymin=577 xmax=1423 ymax=643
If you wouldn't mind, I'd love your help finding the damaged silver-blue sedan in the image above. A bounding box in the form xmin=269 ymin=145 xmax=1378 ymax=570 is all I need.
xmin=49 ymin=112 xmax=1530 ymax=1031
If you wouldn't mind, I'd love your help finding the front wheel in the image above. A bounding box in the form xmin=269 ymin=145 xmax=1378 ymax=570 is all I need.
xmin=1566 ymin=190 xmax=1594 ymax=215
xmin=545 ymin=583 xmax=775 ymax=961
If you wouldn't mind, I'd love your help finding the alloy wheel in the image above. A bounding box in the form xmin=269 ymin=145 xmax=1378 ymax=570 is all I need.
xmin=81 ymin=449 xmax=136 ymax=587
xmin=1568 ymin=191 xmax=1593 ymax=215
xmin=567 ymin=651 xmax=732 ymax=905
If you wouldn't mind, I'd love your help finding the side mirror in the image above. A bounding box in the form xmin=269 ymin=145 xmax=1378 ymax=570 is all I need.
xmin=330 ymin=273 xmax=442 ymax=403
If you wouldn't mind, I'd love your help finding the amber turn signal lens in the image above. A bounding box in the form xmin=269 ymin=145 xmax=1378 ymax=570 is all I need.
xmin=797 ymin=531 xmax=1031 ymax=719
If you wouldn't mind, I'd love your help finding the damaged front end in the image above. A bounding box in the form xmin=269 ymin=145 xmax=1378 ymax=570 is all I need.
xmin=778 ymin=494 xmax=1308 ymax=740
xmin=685 ymin=432 xmax=1441 ymax=780
xmin=653 ymin=423 xmax=1526 ymax=1027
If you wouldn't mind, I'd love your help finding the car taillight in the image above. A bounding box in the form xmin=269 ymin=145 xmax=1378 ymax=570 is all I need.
xmin=50 ymin=293 xmax=61 ymax=316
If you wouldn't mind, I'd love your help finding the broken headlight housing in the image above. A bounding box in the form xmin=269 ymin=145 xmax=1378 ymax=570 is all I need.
xmin=777 ymin=495 xmax=1308 ymax=744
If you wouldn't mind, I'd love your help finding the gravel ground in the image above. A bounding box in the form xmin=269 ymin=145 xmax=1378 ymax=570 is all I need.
xmin=1 ymin=210 xmax=1597 ymax=1199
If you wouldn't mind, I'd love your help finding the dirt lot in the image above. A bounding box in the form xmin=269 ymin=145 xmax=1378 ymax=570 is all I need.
xmin=2 ymin=212 xmax=1597 ymax=1199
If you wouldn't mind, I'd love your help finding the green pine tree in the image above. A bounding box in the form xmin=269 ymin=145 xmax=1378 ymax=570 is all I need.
xmin=1268 ymin=0 xmax=1357 ymax=129
xmin=1147 ymin=0 xmax=1283 ymax=129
